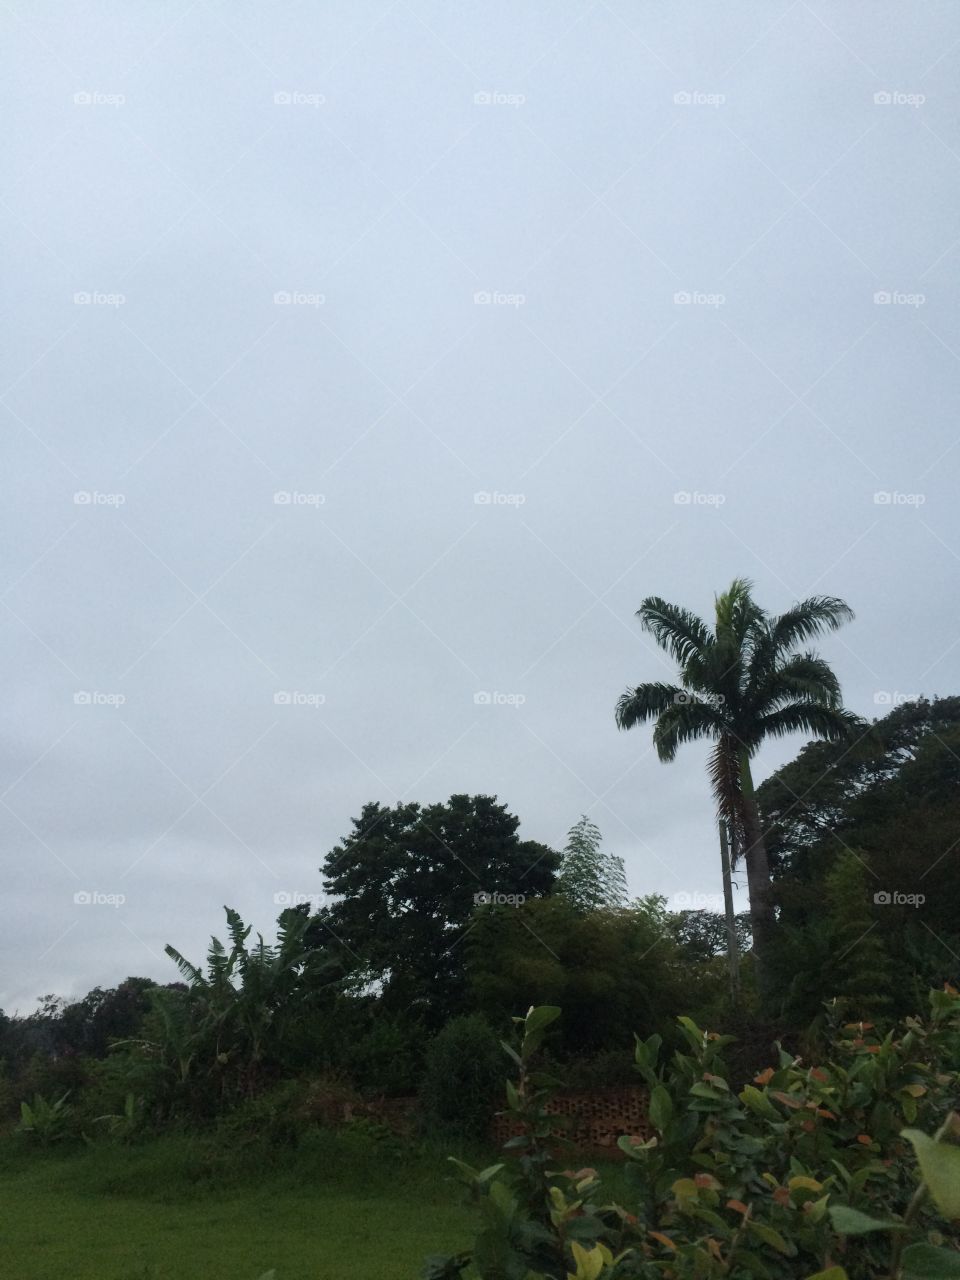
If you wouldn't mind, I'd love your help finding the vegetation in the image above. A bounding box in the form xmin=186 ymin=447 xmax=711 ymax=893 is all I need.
xmin=3 ymin=584 xmax=959 ymax=1278
xmin=615 ymin=578 xmax=861 ymax=995
xmin=433 ymin=995 xmax=960 ymax=1279
xmin=556 ymin=816 xmax=628 ymax=912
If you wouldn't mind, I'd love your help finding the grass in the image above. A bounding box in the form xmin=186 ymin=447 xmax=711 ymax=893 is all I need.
xmin=0 ymin=1130 xmax=475 ymax=1279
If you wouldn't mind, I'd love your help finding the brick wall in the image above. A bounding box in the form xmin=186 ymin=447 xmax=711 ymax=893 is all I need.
xmin=491 ymin=1086 xmax=651 ymax=1155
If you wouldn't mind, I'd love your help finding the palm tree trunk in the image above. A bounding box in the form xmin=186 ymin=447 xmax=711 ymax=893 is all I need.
xmin=719 ymin=819 xmax=740 ymax=1008
xmin=738 ymin=752 xmax=777 ymax=1000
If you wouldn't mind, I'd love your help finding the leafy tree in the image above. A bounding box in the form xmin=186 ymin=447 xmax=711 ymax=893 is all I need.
xmin=615 ymin=577 xmax=861 ymax=995
xmin=823 ymin=850 xmax=894 ymax=1021
xmin=667 ymin=908 xmax=752 ymax=966
xmin=555 ymin=815 xmax=627 ymax=911
xmin=319 ymin=794 xmax=559 ymax=1025
xmin=466 ymin=896 xmax=685 ymax=1055
xmin=420 ymin=1014 xmax=503 ymax=1140
xmin=760 ymin=698 xmax=960 ymax=1020
xmin=163 ymin=906 xmax=314 ymax=1099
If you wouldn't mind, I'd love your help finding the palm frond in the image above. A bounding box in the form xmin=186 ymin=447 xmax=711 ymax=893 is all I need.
xmin=615 ymin=682 xmax=685 ymax=730
xmin=652 ymin=698 xmax=724 ymax=761
xmin=707 ymin=737 xmax=744 ymax=839
xmin=769 ymin=596 xmax=854 ymax=654
xmin=635 ymin=598 xmax=711 ymax=668
xmin=163 ymin=945 xmax=206 ymax=989
xmin=753 ymin=652 xmax=844 ymax=714
xmin=757 ymin=703 xmax=866 ymax=743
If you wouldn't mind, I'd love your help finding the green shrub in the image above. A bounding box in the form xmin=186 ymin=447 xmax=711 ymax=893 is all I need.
xmin=420 ymin=1015 xmax=503 ymax=1142
xmin=428 ymin=991 xmax=960 ymax=1279
xmin=16 ymin=1092 xmax=73 ymax=1146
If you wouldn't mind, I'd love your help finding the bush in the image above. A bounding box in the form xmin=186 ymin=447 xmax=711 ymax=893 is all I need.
xmin=420 ymin=1015 xmax=503 ymax=1141
xmin=428 ymin=992 xmax=960 ymax=1279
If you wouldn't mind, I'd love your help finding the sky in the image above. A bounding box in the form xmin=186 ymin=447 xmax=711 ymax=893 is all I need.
xmin=3 ymin=1 xmax=959 ymax=1011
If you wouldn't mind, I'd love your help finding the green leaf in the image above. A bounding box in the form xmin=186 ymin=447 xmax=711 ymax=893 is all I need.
xmin=740 ymin=1085 xmax=780 ymax=1119
xmin=524 ymin=1005 xmax=561 ymax=1037
xmin=747 ymin=1222 xmax=793 ymax=1254
xmin=521 ymin=1005 xmax=561 ymax=1059
xmin=902 ymin=1243 xmax=960 ymax=1278
xmin=649 ymin=1084 xmax=673 ymax=1132
xmin=903 ymin=1129 xmax=960 ymax=1219
xmin=828 ymin=1205 xmax=905 ymax=1235
xmin=804 ymin=1269 xmax=848 ymax=1280
xmin=617 ymin=1133 xmax=656 ymax=1158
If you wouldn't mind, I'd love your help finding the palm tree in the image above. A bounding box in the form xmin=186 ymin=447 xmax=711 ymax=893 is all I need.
xmin=615 ymin=578 xmax=862 ymax=996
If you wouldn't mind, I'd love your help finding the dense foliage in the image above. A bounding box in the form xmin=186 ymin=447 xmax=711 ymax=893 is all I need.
xmin=432 ymin=995 xmax=960 ymax=1279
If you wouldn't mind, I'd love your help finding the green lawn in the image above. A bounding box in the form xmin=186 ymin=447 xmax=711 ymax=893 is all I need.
xmin=0 ymin=1134 xmax=474 ymax=1279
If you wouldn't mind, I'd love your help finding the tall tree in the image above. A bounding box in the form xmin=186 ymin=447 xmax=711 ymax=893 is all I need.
xmin=555 ymin=814 xmax=627 ymax=911
xmin=319 ymin=794 xmax=558 ymax=1025
xmin=615 ymin=578 xmax=861 ymax=996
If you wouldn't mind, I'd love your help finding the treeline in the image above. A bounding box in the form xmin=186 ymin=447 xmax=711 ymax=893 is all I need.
xmin=2 ymin=696 xmax=958 ymax=1141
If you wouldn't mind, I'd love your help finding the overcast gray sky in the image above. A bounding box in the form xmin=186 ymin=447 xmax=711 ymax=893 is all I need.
xmin=3 ymin=1 xmax=959 ymax=1011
